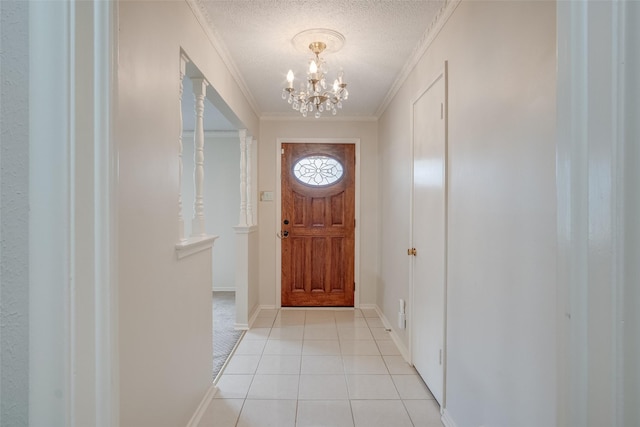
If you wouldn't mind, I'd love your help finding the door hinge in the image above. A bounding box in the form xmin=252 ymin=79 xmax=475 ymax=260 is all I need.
xmin=439 ymin=349 xmax=443 ymax=365
xmin=281 ymin=148 xmax=285 ymax=155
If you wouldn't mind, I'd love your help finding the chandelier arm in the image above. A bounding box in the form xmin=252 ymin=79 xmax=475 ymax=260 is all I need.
xmin=282 ymin=35 xmax=348 ymax=118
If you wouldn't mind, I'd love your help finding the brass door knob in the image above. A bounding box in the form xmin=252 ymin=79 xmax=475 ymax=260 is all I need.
xmin=407 ymin=248 xmax=417 ymax=256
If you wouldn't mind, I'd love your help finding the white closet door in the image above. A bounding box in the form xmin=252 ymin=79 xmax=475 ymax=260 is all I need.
xmin=411 ymin=66 xmax=447 ymax=406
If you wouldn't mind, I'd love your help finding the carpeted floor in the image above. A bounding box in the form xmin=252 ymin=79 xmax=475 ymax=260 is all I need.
xmin=212 ymin=291 xmax=244 ymax=380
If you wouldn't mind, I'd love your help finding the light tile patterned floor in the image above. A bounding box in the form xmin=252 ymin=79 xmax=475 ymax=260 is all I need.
xmin=200 ymin=308 xmax=444 ymax=427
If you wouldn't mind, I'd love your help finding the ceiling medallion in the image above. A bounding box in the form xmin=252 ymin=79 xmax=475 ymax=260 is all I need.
xmin=282 ymin=29 xmax=349 ymax=118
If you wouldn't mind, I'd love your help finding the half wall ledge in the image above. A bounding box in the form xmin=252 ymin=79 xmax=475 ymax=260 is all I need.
xmin=175 ymin=235 xmax=219 ymax=259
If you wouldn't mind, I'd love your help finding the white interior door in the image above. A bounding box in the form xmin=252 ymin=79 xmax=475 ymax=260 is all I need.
xmin=411 ymin=66 xmax=447 ymax=406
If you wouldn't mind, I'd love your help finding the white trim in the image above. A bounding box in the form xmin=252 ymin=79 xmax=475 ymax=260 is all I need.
xmin=248 ymin=304 xmax=261 ymax=328
xmin=175 ymin=235 xmax=219 ymax=259
xmin=260 ymin=115 xmax=378 ymax=123
xmin=375 ymin=0 xmax=460 ymax=118
xmin=441 ymin=409 xmax=458 ymax=427
xmin=275 ymin=138 xmax=361 ymax=309
xmin=212 ymin=287 xmax=236 ymax=292
xmin=95 ymin=0 xmax=119 ymax=424
xmin=370 ymin=304 xmax=411 ymax=362
xmin=184 ymin=384 xmax=217 ymax=427
xmin=235 ymin=304 xmax=260 ymax=330
xmin=185 ymin=0 xmax=260 ymax=117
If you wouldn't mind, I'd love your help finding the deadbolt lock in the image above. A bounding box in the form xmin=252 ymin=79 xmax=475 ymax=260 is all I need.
xmin=407 ymin=248 xmax=417 ymax=256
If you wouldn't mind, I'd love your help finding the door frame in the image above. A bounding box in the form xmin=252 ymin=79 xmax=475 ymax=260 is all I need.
xmin=409 ymin=63 xmax=449 ymax=408
xmin=275 ymin=138 xmax=361 ymax=308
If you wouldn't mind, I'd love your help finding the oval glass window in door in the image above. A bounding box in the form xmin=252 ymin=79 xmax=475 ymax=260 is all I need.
xmin=292 ymin=155 xmax=344 ymax=187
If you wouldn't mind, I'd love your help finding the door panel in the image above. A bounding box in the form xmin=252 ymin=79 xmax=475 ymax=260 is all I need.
xmin=281 ymin=143 xmax=355 ymax=307
xmin=412 ymin=70 xmax=447 ymax=406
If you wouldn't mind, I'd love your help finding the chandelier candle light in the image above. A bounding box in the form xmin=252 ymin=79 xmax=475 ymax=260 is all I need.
xmin=282 ymin=29 xmax=349 ymax=118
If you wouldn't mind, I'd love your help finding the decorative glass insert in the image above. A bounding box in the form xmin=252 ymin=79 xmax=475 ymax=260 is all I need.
xmin=293 ymin=155 xmax=344 ymax=186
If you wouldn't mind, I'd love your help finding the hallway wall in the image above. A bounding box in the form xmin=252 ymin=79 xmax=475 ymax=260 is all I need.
xmin=117 ymin=1 xmax=258 ymax=426
xmin=258 ymin=119 xmax=380 ymax=308
xmin=182 ymin=132 xmax=241 ymax=291
xmin=378 ymin=1 xmax=557 ymax=426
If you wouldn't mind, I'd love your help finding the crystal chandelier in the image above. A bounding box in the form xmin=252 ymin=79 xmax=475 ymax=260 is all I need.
xmin=282 ymin=30 xmax=349 ymax=118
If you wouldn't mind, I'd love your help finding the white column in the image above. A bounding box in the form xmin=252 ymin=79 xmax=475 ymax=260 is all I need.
xmin=191 ymin=77 xmax=208 ymax=236
xmin=238 ymin=129 xmax=248 ymax=227
xmin=246 ymin=136 xmax=254 ymax=226
xmin=177 ymin=54 xmax=188 ymax=242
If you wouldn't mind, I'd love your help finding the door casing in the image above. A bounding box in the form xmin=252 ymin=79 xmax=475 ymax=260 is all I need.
xmin=275 ymin=138 xmax=361 ymax=308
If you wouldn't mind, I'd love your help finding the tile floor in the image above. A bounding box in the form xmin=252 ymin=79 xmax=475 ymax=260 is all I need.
xmin=200 ymin=308 xmax=444 ymax=427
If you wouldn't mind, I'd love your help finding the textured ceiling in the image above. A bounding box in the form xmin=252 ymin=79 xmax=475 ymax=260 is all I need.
xmin=197 ymin=0 xmax=446 ymax=119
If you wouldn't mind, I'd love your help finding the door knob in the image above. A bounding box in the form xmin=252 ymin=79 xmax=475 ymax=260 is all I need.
xmin=407 ymin=248 xmax=417 ymax=256
xmin=277 ymin=230 xmax=289 ymax=239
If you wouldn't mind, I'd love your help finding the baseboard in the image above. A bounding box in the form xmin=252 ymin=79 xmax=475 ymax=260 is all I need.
xmin=212 ymin=287 xmax=236 ymax=292
xmin=372 ymin=304 xmax=411 ymax=363
xmin=184 ymin=383 xmax=217 ymax=427
xmin=259 ymin=304 xmax=276 ymax=310
xmin=234 ymin=322 xmax=249 ymax=330
xmin=358 ymin=303 xmax=377 ymax=310
xmin=441 ymin=409 xmax=458 ymax=427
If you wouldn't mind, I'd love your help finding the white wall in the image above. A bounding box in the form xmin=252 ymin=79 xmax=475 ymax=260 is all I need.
xmin=258 ymin=119 xmax=379 ymax=307
xmin=205 ymin=134 xmax=241 ymax=291
xmin=0 ymin=0 xmax=30 ymax=423
xmin=378 ymin=2 xmax=556 ymax=426
xmin=182 ymin=132 xmax=240 ymax=291
xmin=117 ymin=1 xmax=258 ymax=426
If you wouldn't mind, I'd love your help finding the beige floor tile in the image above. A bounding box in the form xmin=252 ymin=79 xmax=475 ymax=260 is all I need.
xmin=256 ymin=354 xmax=301 ymax=374
xmin=304 ymin=326 xmax=339 ymax=340
xmin=236 ymin=399 xmax=297 ymax=427
xmin=214 ymin=374 xmax=253 ymax=399
xmin=246 ymin=374 xmax=299 ymax=399
xmin=403 ymin=399 xmax=444 ymax=427
xmin=392 ymin=374 xmax=433 ymax=399
xmin=345 ymin=374 xmax=399 ymax=399
xmin=268 ymin=326 xmax=304 ymax=340
xmin=370 ymin=327 xmax=392 ymax=341
xmin=301 ymin=355 xmax=344 ymax=374
xmin=243 ymin=328 xmax=271 ymax=340
xmin=376 ymin=340 xmax=401 ymax=356
xmin=298 ymin=374 xmax=349 ymax=400
xmin=302 ymin=339 xmax=341 ymax=355
xmin=365 ymin=317 xmax=385 ymax=328
xmin=296 ymin=400 xmax=355 ymax=427
xmin=342 ymin=355 xmax=388 ymax=374
xmin=340 ymin=340 xmax=380 ymax=355
xmin=351 ymin=400 xmax=413 ymax=427
xmin=234 ymin=339 xmax=266 ymax=355
xmin=224 ymin=355 xmax=260 ymax=374
xmin=383 ymin=355 xmax=417 ymax=374
xmin=200 ymin=399 xmax=243 ymax=427
xmin=263 ymin=339 xmax=303 ymax=355
xmin=337 ymin=327 xmax=374 ymax=341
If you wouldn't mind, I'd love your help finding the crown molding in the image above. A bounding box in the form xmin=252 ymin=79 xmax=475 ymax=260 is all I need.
xmin=260 ymin=114 xmax=378 ymax=123
xmin=186 ymin=0 xmax=261 ymax=117
xmin=375 ymin=0 xmax=462 ymax=118
xmin=182 ymin=130 xmax=242 ymax=139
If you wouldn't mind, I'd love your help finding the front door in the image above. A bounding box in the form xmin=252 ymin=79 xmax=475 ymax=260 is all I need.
xmin=281 ymin=143 xmax=355 ymax=307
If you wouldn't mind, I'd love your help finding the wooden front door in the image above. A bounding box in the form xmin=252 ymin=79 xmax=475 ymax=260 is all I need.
xmin=281 ymin=143 xmax=355 ymax=307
